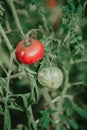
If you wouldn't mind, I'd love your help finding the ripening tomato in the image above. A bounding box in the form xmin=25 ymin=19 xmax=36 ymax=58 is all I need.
xmin=16 ymin=38 xmax=44 ymax=64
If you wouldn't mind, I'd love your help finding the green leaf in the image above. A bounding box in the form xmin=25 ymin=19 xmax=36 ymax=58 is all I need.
xmin=70 ymin=38 xmax=77 ymax=44
xmin=40 ymin=110 xmax=51 ymax=130
xmin=47 ymin=109 xmax=57 ymax=114
xmin=40 ymin=116 xmax=50 ymax=130
xmin=77 ymin=36 xmax=82 ymax=41
xmin=69 ymin=118 xmax=78 ymax=129
xmin=76 ymin=107 xmax=87 ymax=119
xmin=66 ymin=107 xmax=73 ymax=116
xmin=67 ymin=0 xmax=75 ymax=11
xmin=78 ymin=44 xmax=84 ymax=50
xmin=61 ymin=115 xmax=68 ymax=122
xmin=62 ymin=126 xmax=67 ymax=130
xmin=82 ymin=55 xmax=87 ymax=62
xmin=40 ymin=110 xmax=48 ymax=116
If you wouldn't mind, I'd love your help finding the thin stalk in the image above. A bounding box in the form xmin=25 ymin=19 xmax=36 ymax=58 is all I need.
xmin=40 ymin=88 xmax=56 ymax=110
xmin=40 ymin=88 xmax=60 ymax=130
xmin=5 ymin=16 xmax=12 ymax=32
xmin=23 ymin=98 xmax=38 ymax=130
xmin=6 ymin=0 xmax=24 ymax=38
xmin=0 ymin=24 xmax=20 ymax=65
xmin=25 ymin=29 xmax=42 ymax=45
xmin=70 ymin=81 xmax=85 ymax=86
xmin=4 ymin=52 xmax=13 ymax=130
xmin=13 ymin=0 xmax=24 ymax=6
xmin=7 ymin=72 xmax=25 ymax=79
xmin=0 ymin=63 xmax=8 ymax=75
xmin=6 ymin=54 xmax=13 ymax=98
xmin=38 ymin=7 xmax=52 ymax=33
xmin=28 ymin=105 xmax=38 ymax=130
xmin=0 ymin=24 xmax=13 ymax=51
xmin=56 ymin=69 xmax=69 ymax=129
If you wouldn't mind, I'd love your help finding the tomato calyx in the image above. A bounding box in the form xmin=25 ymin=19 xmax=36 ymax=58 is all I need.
xmin=24 ymin=37 xmax=38 ymax=47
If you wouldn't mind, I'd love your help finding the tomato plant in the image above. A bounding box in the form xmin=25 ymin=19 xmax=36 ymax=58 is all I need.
xmin=0 ymin=0 xmax=87 ymax=130
xmin=16 ymin=38 xmax=44 ymax=64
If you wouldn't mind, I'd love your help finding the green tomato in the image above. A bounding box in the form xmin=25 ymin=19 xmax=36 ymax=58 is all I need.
xmin=38 ymin=67 xmax=63 ymax=89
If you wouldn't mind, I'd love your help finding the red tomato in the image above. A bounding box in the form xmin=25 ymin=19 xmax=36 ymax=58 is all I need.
xmin=16 ymin=38 xmax=44 ymax=64
xmin=47 ymin=0 xmax=57 ymax=8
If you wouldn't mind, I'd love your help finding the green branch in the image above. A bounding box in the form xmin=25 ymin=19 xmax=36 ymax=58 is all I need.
xmin=6 ymin=0 xmax=24 ymax=38
xmin=4 ymin=52 xmax=14 ymax=130
xmin=0 ymin=24 xmax=13 ymax=51
xmin=56 ymin=68 xmax=69 ymax=129
xmin=40 ymin=88 xmax=60 ymax=130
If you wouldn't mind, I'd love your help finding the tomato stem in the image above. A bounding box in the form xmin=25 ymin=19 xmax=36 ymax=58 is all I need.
xmin=4 ymin=52 xmax=14 ymax=130
xmin=0 ymin=24 xmax=13 ymax=51
xmin=25 ymin=29 xmax=43 ymax=46
xmin=28 ymin=105 xmax=38 ymax=130
xmin=0 ymin=63 xmax=8 ymax=74
xmin=38 ymin=7 xmax=53 ymax=32
xmin=23 ymin=99 xmax=38 ymax=130
xmin=6 ymin=0 xmax=25 ymax=38
xmin=39 ymin=88 xmax=60 ymax=130
xmin=56 ymin=68 xmax=70 ymax=129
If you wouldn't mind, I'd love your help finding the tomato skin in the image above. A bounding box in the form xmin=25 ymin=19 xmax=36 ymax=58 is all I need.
xmin=16 ymin=39 xmax=44 ymax=64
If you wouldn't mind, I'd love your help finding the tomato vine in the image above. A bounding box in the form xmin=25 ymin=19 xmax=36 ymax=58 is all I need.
xmin=0 ymin=0 xmax=87 ymax=130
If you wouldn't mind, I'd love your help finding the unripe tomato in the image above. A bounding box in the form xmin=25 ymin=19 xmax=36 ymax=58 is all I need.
xmin=38 ymin=67 xmax=63 ymax=89
xmin=16 ymin=38 xmax=44 ymax=64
